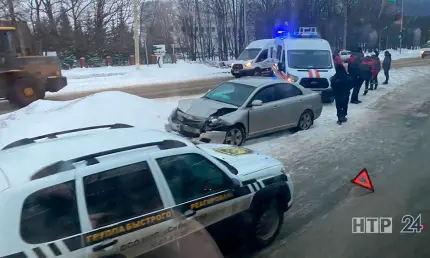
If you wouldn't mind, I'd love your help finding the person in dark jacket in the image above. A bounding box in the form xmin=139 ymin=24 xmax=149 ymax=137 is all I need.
xmin=382 ymin=51 xmax=392 ymax=84
xmin=370 ymin=51 xmax=381 ymax=90
xmin=347 ymin=47 xmax=364 ymax=104
xmin=331 ymin=64 xmax=353 ymax=124
xmin=360 ymin=56 xmax=373 ymax=96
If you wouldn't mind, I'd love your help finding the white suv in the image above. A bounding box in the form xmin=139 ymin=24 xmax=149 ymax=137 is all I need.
xmin=0 ymin=124 xmax=293 ymax=258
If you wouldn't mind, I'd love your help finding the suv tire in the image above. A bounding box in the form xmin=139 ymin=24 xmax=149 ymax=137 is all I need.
xmin=249 ymin=200 xmax=284 ymax=249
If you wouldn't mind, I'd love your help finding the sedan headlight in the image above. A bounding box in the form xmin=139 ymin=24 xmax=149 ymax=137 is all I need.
xmin=208 ymin=116 xmax=220 ymax=125
xmin=421 ymin=50 xmax=425 ymax=55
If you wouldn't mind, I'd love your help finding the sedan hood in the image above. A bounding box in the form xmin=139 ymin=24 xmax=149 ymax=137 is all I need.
xmin=178 ymin=98 xmax=237 ymax=118
xmin=198 ymin=144 xmax=282 ymax=176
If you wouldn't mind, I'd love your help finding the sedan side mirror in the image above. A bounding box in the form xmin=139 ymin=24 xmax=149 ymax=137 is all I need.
xmin=251 ymin=100 xmax=263 ymax=107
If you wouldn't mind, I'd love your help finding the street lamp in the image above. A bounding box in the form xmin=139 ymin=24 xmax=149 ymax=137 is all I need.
xmin=379 ymin=26 xmax=388 ymax=51
xmin=399 ymin=0 xmax=404 ymax=54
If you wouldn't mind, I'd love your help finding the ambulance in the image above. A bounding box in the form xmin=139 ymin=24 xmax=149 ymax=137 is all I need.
xmin=231 ymin=39 xmax=277 ymax=78
xmin=272 ymin=27 xmax=336 ymax=103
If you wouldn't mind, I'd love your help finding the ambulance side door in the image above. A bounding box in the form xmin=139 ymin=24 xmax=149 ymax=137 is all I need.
xmin=75 ymin=155 xmax=177 ymax=258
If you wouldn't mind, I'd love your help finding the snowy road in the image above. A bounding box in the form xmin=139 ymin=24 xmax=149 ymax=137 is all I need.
xmin=1 ymin=63 xmax=430 ymax=257
xmin=245 ymin=68 xmax=430 ymax=258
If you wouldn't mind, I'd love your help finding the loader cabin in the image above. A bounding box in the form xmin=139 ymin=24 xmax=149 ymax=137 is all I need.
xmin=0 ymin=27 xmax=15 ymax=54
xmin=0 ymin=25 xmax=67 ymax=107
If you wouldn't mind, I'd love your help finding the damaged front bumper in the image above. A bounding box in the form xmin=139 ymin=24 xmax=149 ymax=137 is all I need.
xmin=165 ymin=118 xmax=227 ymax=144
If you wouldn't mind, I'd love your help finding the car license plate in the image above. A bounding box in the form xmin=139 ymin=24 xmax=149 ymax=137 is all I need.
xmin=233 ymin=70 xmax=240 ymax=74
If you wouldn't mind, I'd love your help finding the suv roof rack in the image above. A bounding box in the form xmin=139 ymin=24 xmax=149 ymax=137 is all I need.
xmin=2 ymin=123 xmax=133 ymax=151
xmin=30 ymin=140 xmax=187 ymax=180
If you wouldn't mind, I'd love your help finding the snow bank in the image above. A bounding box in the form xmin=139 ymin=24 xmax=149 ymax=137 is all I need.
xmin=58 ymin=61 xmax=230 ymax=94
xmin=364 ymin=48 xmax=422 ymax=60
xmin=0 ymin=92 xmax=183 ymax=149
xmin=1 ymin=66 xmax=430 ymax=152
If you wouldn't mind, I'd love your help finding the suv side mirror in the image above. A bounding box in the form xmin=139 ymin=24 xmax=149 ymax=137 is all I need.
xmin=251 ymin=100 xmax=263 ymax=107
xmin=231 ymin=178 xmax=241 ymax=189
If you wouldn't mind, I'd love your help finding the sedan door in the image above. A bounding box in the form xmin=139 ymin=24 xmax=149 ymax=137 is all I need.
xmin=271 ymin=83 xmax=305 ymax=128
xmin=247 ymin=85 xmax=279 ymax=136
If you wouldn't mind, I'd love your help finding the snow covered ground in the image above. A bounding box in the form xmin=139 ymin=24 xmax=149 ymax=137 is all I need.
xmin=57 ymin=61 xmax=230 ymax=94
xmin=364 ymin=48 xmax=422 ymax=60
xmin=1 ymin=66 xmax=430 ymax=156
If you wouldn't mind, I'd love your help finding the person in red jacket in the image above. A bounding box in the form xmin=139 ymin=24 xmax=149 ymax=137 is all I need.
xmin=360 ymin=56 xmax=373 ymax=96
xmin=333 ymin=50 xmax=343 ymax=67
xmin=369 ymin=51 xmax=381 ymax=90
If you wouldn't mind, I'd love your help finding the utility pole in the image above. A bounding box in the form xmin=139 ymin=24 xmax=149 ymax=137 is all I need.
xmin=399 ymin=0 xmax=404 ymax=54
xmin=133 ymin=0 xmax=140 ymax=70
xmin=343 ymin=3 xmax=348 ymax=50
xmin=244 ymin=0 xmax=247 ymax=45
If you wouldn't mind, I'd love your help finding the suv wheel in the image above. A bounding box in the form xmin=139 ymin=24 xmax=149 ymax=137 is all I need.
xmin=224 ymin=125 xmax=245 ymax=146
xmin=250 ymin=200 xmax=284 ymax=249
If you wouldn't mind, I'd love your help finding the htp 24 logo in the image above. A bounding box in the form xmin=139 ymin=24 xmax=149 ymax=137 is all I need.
xmin=352 ymin=214 xmax=424 ymax=233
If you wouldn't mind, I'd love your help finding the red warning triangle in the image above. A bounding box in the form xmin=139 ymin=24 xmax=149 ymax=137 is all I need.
xmin=351 ymin=168 xmax=374 ymax=192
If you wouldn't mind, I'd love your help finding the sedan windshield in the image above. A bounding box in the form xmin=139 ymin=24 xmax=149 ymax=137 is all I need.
xmin=237 ymin=48 xmax=261 ymax=60
xmin=287 ymin=50 xmax=332 ymax=69
xmin=204 ymin=82 xmax=255 ymax=107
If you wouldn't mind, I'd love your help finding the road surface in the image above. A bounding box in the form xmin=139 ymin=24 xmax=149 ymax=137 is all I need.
xmin=1 ymin=57 xmax=429 ymax=116
xmin=248 ymin=69 xmax=430 ymax=258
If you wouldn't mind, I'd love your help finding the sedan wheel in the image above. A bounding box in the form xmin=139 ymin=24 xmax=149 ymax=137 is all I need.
xmin=297 ymin=111 xmax=314 ymax=130
xmin=224 ymin=126 xmax=245 ymax=146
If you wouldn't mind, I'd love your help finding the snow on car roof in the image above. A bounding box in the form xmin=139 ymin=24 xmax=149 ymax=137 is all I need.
xmin=0 ymin=128 xmax=191 ymax=188
xmin=284 ymin=38 xmax=331 ymax=51
xmin=246 ymin=39 xmax=275 ymax=49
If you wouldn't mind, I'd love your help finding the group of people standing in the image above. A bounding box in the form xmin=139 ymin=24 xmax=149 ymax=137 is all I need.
xmin=331 ymin=48 xmax=392 ymax=125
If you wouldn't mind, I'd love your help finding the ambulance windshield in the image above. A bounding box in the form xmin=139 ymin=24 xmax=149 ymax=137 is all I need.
xmin=237 ymin=48 xmax=262 ymax=60
xmin=287 ymin=50 xmax=332 ymax=69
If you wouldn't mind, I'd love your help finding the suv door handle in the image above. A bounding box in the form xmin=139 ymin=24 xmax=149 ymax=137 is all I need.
xmin=184 ymin=209 xmax=196 ymax=219
xmin=93 ymin=239 xmax=118 ymax=252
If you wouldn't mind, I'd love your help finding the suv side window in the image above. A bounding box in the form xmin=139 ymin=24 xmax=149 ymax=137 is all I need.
xmin=83 ymin=162 xmax=163 ymax=229
xmin=256 ymin=49 xmax=268 ymax=62
xmin=274 ymin=83 xmax=303 ymax=100
xmin=251 ymin=85 xmax=276 ymax=104
xmin=157 ymin=153 xmax=233 ymax=204
xmin=20 ymin=181 xmax=81 ymax=244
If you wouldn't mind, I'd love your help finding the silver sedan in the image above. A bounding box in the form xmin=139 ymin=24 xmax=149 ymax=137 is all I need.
xmin=165 ymin=77 xmax=323 ymax=146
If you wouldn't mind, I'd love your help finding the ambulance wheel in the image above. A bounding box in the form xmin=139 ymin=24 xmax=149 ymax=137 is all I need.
xmin=254 ymin=68 xmax=262 ymax=76
xmin=249 ymin=200 xmax=283 ymax=249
